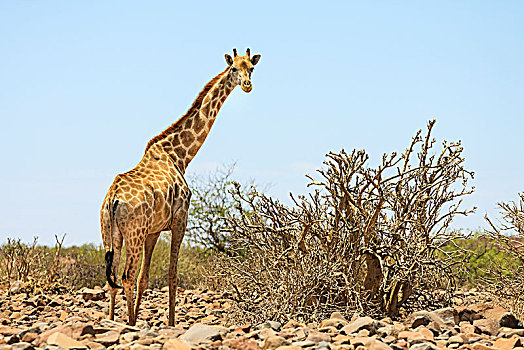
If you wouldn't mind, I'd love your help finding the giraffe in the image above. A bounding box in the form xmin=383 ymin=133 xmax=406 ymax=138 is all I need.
xmin=100 ymin=48 xmax=261 ymax=326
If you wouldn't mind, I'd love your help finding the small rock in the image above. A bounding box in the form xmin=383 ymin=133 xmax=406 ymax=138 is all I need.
xmin=408 ymin=343 xmax=437 ymax=350
xmin=492 ymin=335 xmax=522 ymax=350
xmin=307 ymin=332 xmax=332 ymax=344
xmin=257 ymin=321 xmax=282 ymax=332
xmin=406 ymin=311 xmax=449 ymax=330
xmin=432 ymin=308 xmax=457 ymax=326
xmin=47 ymin=332 xmax=86 ymax=349
xmin=282 ymin=320 xmax=301 ymax=329
xmin=0 ymin=326 xmax=20 ymax=336
xmin=474 ymin=318 xmax=500 ymax=336
xmin=79 ymin=288 xmax=105 ymax=302
xmin=315 ymin=341 xmax=331 ymax=349
xmin=228 ymin=337 xmax=261 ymax=350
xmin=163 ymin=339 xmax=191 ymax=350
xmin=259 ymin=328 xmax=278 ymax=340
xmin=320 ymin=318 xmax=349 ymax=329
xmin=263 ymin=335 xmax=290 ymax=350
xmin=95 ymin=331 xmax=120 ymax=347
xmin=447 ymin=335 xmax=465 ymax=345
xmin=9 ymin=281 xmax=25 ymax=294
xmin=342 ymin=317 xmax=376 ymax=335
xmin=292 ymin=340 xmax=316 ymax=347
xmin=11 ymin=343 xmax=35 ymax=350
xmin=179 ymin=323 xmax=222 ymax=345
xmin=6 ymin=334 xmax=20 ymax=344
xmin=21 ymin=333 xmax=37 ymax=343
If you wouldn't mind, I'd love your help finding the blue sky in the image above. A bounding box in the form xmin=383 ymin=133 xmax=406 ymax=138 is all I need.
xmin=1 ymin=1 xmax=523 ymax=245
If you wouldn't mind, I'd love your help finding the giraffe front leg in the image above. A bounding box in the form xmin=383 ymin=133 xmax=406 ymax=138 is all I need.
xmin=168 ymin=212 xmax=187 ymax=326
xmin=134 ymin=232 xmax=160 ymax=319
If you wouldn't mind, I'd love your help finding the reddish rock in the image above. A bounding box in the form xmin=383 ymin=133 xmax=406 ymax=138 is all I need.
xmin=95 ymin=330 xmax=120 ymax=346
xmin=163 ymin=338 xmax=192 ymax=350
xmin=342 ymin=317 xmax=376 ymax=335
xmin=21 ymin=332 xmax=37 ymax=343
xmin=306 ymin=331 xmax=331 ymax=343
xmin=492 ymin=335 xmax=522 ymax=350
xmin=229 ymin=337 xmax=262 ymax=350
xmin=263 ymin=335 xmax=290 ymax=349
xmin=0 ymin=326 xmax=19 ymax=336
xmin=473 ymin=318 xmax=500 ymax=336
xmin=47 ymin=332 xmax=85 ymax=348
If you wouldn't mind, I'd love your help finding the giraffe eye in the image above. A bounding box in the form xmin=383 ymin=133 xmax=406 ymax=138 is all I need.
xmin=231 ymin=67 xmax=237 ymax=72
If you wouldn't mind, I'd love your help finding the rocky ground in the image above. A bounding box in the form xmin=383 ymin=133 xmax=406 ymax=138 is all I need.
xmin=0 ymin=285 xmax=523 ymax=350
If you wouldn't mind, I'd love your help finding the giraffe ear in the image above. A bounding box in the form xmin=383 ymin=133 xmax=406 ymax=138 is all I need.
xmin=251 ymin=54 xmax=261 ymax=66
xmin=225 ymin=54 xmax=234 ymax=66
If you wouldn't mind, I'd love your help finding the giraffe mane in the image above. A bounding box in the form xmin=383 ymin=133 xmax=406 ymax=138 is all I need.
xmin=144 ymin=68 xmax=229 ymax=152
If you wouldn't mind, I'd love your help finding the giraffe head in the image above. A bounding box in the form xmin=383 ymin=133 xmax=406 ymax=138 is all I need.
xmin=225 ymin=48 xmax=261 ymax=93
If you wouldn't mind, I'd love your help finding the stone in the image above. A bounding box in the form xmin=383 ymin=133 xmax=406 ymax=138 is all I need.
xmin=315 ymin=341 xmax=331 ymax=349
xmin=163 ymin=339 xmax=192 ymax=350
xmin=79 ymin=288 xmax=106 ymax=302
xmin=263 ymin=335 xmax=291 ymax=349
xmin=320 ymin=318 xmax=349 ymax=329
xmin=474 ymin=318 xmax=500 ymax=336
xmin=500 ymin=329 xmax=524 ymax=338
xmin=228 ymin=337 xmax=262 ymax=350
xmin=275 ymin=346 xmax=302 ymax=350
xmin=99 ymin=319 xmax=140 ymax=333
xmin=332 ymin=334 xmax=352 ymax=344
xmin=492 ymin=335 xmax=522 ymax=350
xmin=447 ymin=335 xmax=465 ymax=345
xmin=406 ymin=311 xmax=449 ymax=330
xmin=432 ymin=308 xmax=457 ymax=326
xmin=47 ymin=332 xmax=86 ymax=349
xmin=282 ymin=320 xmax=301 ymax=329
xmin=6 ymin=335 xmax=20 ymax=344
xmin=257 ymin=321 xmax=282 ymax=332
xmin=120 ymin=332 xmax=140 ymax=343
xmin=408 ymin=343 xmax=437 ymax=350
xmin=179 ymin=323 xmax=222 ymax=345
xmin=330 ymin=312 xmax=348 ymax=321
xmin=21 ymin=333 xmax=37 ymax=343
xmin=306 ymin=332 xmax=332 ymax=343
xmin=11 ymin=343 xmax=35 ymax=350
xmin=9 ymin=281 xmax=25 ymax=294
xmin=95 ymin=331 xmax=120 ymax=347
xmin=0 ymin=326 xmax=20 ymax=336
xmin=342 ymin=317 xmax=376 ymax=335
xmin=470 ymin=344 xmax=494 ymax=350
xmin=259 ymin=328 xmax=278 ymax=340
xmin=460 ymin=321 xmax=478 ymax=334
xmin=292 ymin=340 xmax=316 ymax=347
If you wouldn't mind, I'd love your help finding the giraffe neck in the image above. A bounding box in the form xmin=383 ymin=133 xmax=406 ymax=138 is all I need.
xmin=145 ymin=68 xmax=237 ymax=172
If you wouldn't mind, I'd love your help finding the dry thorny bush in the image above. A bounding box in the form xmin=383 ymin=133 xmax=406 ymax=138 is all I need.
xmin=0 ymin=235 xmax=67 ymax=293
xmin=485 ymin=193 xmax=524 ymax=320
xmin=210 ymin=120 xmax=475 ymax=324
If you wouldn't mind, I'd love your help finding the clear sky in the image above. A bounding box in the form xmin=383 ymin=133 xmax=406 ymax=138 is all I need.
xmin=1 ymin=1 xmax=523 ymax=245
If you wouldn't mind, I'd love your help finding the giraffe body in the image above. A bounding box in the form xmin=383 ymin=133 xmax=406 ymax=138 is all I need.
xmin=100 ymin=49 xmax=260 ymax=326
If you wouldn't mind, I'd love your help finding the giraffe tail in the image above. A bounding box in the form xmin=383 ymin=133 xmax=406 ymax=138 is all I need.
xmin=104 ymin=198 xmax=123 ymax=289
xmin=105 ymin=250 xmax=122 ymax=289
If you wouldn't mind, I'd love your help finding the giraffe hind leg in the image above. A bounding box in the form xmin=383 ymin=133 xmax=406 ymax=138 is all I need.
xmin=122 ymin=239 xmax=142 ymax=326
xmin=134 ymin=232 xmax=160 ymax=320
xmin=108 ymin=234 xmax=123 ymax=320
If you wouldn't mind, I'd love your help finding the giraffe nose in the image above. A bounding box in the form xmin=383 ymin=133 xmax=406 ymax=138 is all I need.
xmin=243 ymin=81 xmax=251 ymax=87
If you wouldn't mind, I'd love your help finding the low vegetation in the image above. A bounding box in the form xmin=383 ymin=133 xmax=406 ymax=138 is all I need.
xmin=1 ymin=120 xmax=522 ymax=325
